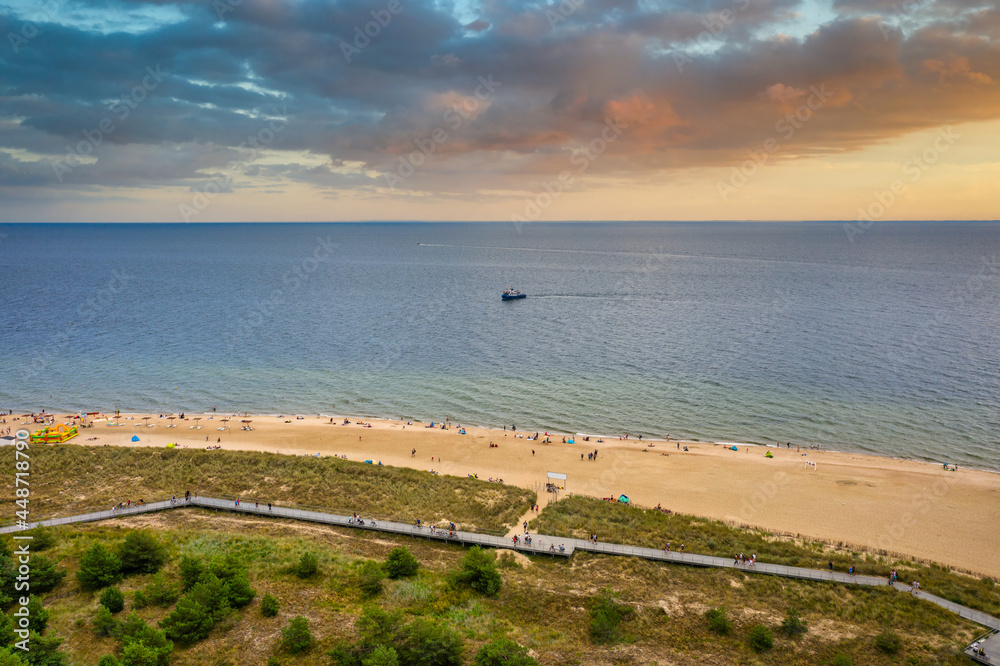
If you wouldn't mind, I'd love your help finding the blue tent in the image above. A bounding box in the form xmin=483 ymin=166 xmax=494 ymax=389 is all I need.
xmin=131 ymin=435 xmax=140 ymax=442
xmin=618 ymin=495 xmax=629 ymax=504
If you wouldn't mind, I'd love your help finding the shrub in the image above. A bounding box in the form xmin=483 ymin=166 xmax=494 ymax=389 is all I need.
xmin=118 ymin=531 xmax=168 ymax=575
xmin=588 ymin=590 xmax=633 ymax=645
xmin=223 ymin=573 xmax=256 ymax=609
xmin=266 ymin=658 xmax=281 ymax=666
xmin=781 ymin=609 xmax=808 ymax=638
xmin=143 ymin=572 xmax=180 ymax=607
xmin=0 ymin=614 xmax=15 ymax=646
xmin=748 ymin=624 xmax=774 ymax=652
xmin=30 ymin=555 xmax=67 ymax=594
xmin=293 ymin=552 xmax=319 ymax=579
xmin=118 ymin=612 xmax=173 ymax=666
xmin=187 ymin=575 xmax=231 ymax=621
xmin=831 ymin=654 xmax=852 ymax=666
xmin=362 ymin=645 xmax=399 ymax=666
xmin=474 ymin=637 xmax=539 ymax=665
xmin=93 ymin=606 xmax=118 ymax=637
xmin=874 ymin=629 xmax=901 ymax=654
xmin=394 ymin=618 xmax=463 ymax=666
xmin=159 ymin=597 xmax=214 ymax=645
xmin=26 ymin=595 xmax=49 ymax=634
xmin=132 ymin=590 xmax=149 ymax=610
xmin=97 ymin=655 xmax=120 ymax=666
xmin=24 ymin=527 xmax=57 ymax=551
xmin=100 ymin=587 xmax=126 ymax=614
xmin=705 ymin=607 xmax=732 ymax=635
xmin=178 ymin=555 xmax=203 ymax=591
xmin=360 ymin=561 xmax=386 ymax=598
xmin=76 ymin=543 xmax=123 ymax=590
xmin=451 ymin=547 xmax=501 ymax=597
xmin=261 ymin=593 xmax=280 ymax=617
xmin=384 ymin=547 xmax=419 ymax=579
xmin=281 ymin=616 xmax=313 ymax=654
xmin=22 ymin=632 xmax=66 ymax=665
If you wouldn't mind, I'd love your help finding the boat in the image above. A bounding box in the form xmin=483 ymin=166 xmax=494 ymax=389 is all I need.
xmin=501 ymin=287 xmax=526 ymax=300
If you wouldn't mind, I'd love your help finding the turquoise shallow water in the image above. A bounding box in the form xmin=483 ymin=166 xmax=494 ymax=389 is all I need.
xmin=1 ymin=221 xmax=998 ymax=470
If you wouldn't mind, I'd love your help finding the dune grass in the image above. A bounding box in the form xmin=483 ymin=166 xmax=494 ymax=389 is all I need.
xmin=0 ymin=445 xmax=534 ymax=533
xmin=13 ymin=511 xmax=984 ymax=665
xmin=530 ymin=495 xmax=1000 ymax=618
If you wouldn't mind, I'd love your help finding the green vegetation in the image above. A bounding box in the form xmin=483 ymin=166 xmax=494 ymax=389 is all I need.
xmin=748 ymin=623 xmax=774 ymax=651
xmin=0 ymin=445 xmax=535 ymax=532
xmin=473 ymin=637 xmax=538 ymax=665
xmin=588 ymin=589 xmax=633 ymax=645
xmin=531 ymin=494 xmax=1000 ymax=616
xmin=359 ymin=561 xmax=387 ymax=598
xmin=99 ymin=587 xmax=125 ymax=613
xmin=781 ymin=608 xmax=808 ymax=638
xmin=117 ymin=531 xmax=167 ymax=575
xmin=0 ymin=517 xmax=983 ymax=665
xmin=281 ymin=616 xmax=313 ymax=654
xmin=0 ymin=444 xmax=991 ymax=665
xmin=76 ymin=543 xmax=123 ymax=590
xmin=706 ymin=606 xmax=732 ymax=635
xmin=874 ymin=628 xmax=902 ymax=654
xmin=383 ymin=547 xmax=419 ymax=580
xmin=330 ymin=607 xmax=463 ymax=666
xmin=292 ymin=551 xmax=319 ymax=579
xmin=261 ymin=593 xmax=280 ymax=617
xmin=450 ymin=547 xmax=501 ymax=597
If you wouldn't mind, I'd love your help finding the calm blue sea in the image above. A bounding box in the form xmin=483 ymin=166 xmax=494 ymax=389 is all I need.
xmin=1 ymin=222 xmax=998 ymax=471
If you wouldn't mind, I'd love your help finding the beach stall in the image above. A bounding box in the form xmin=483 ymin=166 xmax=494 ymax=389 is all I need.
xmin=546 ymin=471 xmax=567 ymax=491
xmin=29 ymin=424 xmax=78 ymax=444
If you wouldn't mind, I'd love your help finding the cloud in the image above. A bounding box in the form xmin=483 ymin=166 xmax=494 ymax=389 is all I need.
xmin=0 ymin=0 xmax=999 ymax=204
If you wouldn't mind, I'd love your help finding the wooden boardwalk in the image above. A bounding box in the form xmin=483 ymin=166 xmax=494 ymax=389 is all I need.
xmin=4 ymin=495 xmax=999 ymax=647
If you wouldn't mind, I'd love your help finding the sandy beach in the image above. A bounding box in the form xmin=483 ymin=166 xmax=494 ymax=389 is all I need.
xmin=11 ymin=412 xmax=1000 ymax=578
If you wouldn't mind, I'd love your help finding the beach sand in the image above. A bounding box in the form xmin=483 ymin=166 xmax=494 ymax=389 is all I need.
xmin=14 ymin=412 xmax=1000 ymax=578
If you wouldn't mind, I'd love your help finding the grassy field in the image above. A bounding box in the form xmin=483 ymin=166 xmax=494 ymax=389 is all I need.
xmin=530 ymin=494 xmax=1000 ymax=618
xmin=10 ymin=510 xmax=985 ymax=665
xmin=0 ymin=445 xmax=535 ymax=533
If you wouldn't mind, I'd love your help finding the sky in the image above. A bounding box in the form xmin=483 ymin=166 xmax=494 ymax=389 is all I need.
xmin=0 ymin=0 xmax=998 ymax=222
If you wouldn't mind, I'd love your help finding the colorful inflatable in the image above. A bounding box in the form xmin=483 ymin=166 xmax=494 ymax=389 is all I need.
xmin=30 ymin=424 xmax=78 ymax=444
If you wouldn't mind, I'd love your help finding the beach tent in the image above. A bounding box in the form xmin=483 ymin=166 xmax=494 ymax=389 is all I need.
xmin=567 ymin=438 xmax=575 ymax=444
xmin=618 ymin=495 xmax=630 ymax=504
xmin=131 ymin=435 xmax=140 ymax=442
xmin=166 ymin=442 xmax=176 ymax=448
